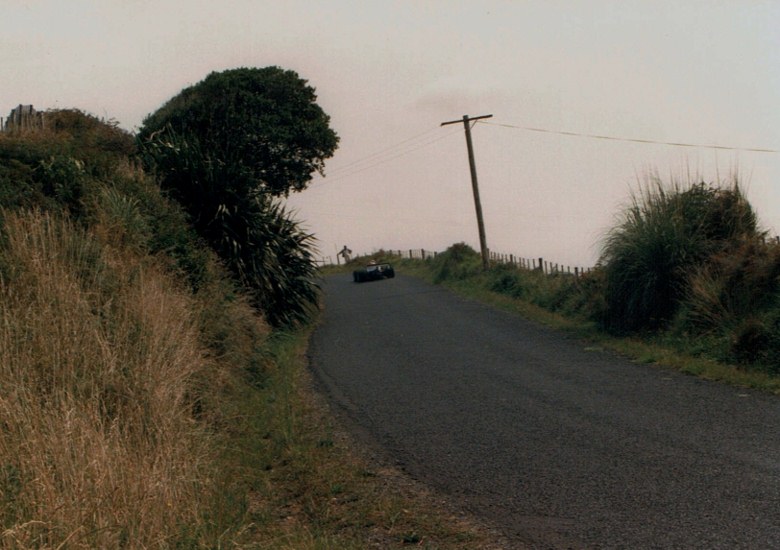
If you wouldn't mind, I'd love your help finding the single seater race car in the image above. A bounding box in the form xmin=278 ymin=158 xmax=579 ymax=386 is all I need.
xmin=353 ymin=262 xmax=395 ymax=283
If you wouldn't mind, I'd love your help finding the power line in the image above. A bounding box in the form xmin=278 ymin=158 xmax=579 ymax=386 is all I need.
xmin=326 ymin=127 xmax=440 ymax=175
xmin=311 ymin=126 xmax=462 ymax=186
xmin=479 ymin=120 xmax=779 ymax=154
xmin=293 ymin=208 xmax=469 ymax=228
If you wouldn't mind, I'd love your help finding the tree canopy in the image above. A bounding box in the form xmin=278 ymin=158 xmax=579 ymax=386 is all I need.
xmin=137 ymin=66 xmax=338 ymax=198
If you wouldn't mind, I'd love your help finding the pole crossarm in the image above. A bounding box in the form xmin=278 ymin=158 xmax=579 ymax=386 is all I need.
xmin=440 ymin=114 xmax=492 ymax=270
xmin=440 ymin=114 xmax=493 ymax=127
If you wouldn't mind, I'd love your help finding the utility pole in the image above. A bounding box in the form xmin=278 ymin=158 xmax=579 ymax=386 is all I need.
xmin=441 ymin=114 xmax=492 ymax=269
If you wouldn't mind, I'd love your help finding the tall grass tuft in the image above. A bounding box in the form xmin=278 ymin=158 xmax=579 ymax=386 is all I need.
xmin=430 ymin=242 xmax=482 ymax=283
xmin=679 ymin=238 xmax=780 ymax=370
xmin=598 ymin=175 xmax=759 ymax=333
xmin=0 ymin=210 xmax=218 ymax=547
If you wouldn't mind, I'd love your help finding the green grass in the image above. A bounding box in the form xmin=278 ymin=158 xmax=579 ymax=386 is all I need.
xmin=466 ymin=275 xmax=780 ymax=394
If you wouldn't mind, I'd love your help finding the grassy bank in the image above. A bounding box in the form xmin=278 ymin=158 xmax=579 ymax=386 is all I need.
xmin=0 ymin=215 xmax=508 ymax=548
xmin=0 ymin=113 xmax=507 ymax=548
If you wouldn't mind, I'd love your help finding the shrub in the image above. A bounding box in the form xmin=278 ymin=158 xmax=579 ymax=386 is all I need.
xmin=44 ymin=108 xmax=135 ymax=179
xmin=599 ymin=177 xmax=758 ymax=333
xmin=0 ymin=110 xmax=134 ymax=219
xmin=89 ymin=170 xmax=212 ymax=293
xmin=94 ymin=187 xmax=152 ymax=252
xmin=676 ymin=238 xmax=780 ymax=371
xmin=489 ymin=264 xmax=527 ymax=299
xmin=431 ymin=242 xmax=482 ymax=283
xmin=137 ymin=68 xmax=338 ymax=326
xmin=233 ymin=196 xmax=320 ymax=328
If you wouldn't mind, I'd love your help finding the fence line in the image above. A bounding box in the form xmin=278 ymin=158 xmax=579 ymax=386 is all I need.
xmin=2 ymin=104 xmax=45 ymax=133
xmin=379 ymin=248 xmax=595 ymax=277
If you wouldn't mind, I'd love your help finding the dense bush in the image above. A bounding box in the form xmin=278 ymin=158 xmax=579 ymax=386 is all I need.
xmin=430 ymin=242 xmax=482 ymax=283
xmin=0 ymin=109 xmax=135 ymax=218
xmin=44 ymin=108 xmax=135 ymax=178
xmin=598 ymin=178 xmax=759 ymax=334
xmin=223 ymin=194 xmax=320 ymax=327
xmin=401 ymin=175 xmax=779 ymax=375
xmin=489 ymin=262 xmax=528 ymax=298
xmin=678 ymin=238 xmax=780 ymax=372
xmin=137 ymin=67 xmax=338 ymax=198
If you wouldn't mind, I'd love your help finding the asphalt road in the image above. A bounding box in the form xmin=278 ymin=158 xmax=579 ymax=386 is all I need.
xmin=308 ymin=273 xmax=780 ymax=548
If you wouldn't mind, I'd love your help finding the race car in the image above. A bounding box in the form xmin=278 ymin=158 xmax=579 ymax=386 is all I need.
xmin=353 ymin=262 xmax=395 ymax=283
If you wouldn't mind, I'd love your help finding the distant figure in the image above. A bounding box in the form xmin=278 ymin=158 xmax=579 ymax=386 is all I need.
xmin=338 ymin=245 xmax=352 ymax=263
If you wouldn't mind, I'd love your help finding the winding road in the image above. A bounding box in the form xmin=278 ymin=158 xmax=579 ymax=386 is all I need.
xmin=308 ymin=273 xmax=780 ymax=548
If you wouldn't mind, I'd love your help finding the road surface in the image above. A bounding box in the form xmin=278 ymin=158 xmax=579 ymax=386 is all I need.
xmin=308 ymin=274 xmax=780 ymax=548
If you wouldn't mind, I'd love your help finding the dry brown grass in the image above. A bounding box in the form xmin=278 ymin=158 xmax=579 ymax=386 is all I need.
xmin=0 ymin=209 xmax=511 ymax=548
xmin=0 ymin=210 xmax=218 ymax=548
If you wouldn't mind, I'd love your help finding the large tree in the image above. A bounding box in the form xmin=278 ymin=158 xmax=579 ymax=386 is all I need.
xmin=137 ymin=67 xmax=338 ymax=326
xmin=138 ymin=66 xmax=338 ymax=199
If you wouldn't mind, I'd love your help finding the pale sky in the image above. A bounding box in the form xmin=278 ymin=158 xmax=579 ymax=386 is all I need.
xmin=2 ymin=1 xmax=778 ymax=266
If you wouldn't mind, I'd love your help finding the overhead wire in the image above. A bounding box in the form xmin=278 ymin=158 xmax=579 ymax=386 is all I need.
xmin=311 ymin=126 xmax=463 ymax=187
xmin=325 ymin=127 xmax=441 ymax=175
xmin=479 ymin=120 xmax=779 ymax=154
xmin=300 ymin=116 xmax=778 ymax=233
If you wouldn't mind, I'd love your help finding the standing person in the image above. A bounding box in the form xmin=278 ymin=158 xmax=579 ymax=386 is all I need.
xmin=338 ymin=245 xmax=352 ymax=263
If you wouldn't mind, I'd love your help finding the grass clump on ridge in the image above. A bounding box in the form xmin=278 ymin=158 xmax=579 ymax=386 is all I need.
xmin=599 ymin=175 xmax=759 ymax=334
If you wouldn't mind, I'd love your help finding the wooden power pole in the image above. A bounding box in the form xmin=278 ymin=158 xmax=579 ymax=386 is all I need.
xmin=441 ymin=114 xmax=493 ymax=269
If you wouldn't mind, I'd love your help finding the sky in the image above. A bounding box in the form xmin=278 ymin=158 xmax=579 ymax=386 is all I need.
xmin=2 ymin=1 xmax=779 ymax=266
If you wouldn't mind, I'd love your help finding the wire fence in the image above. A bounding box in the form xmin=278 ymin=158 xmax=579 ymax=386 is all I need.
xmin=1 ymin=104 xmax=46 ymax=133
xmin=329 ymin=248 xmax=596 ymax=277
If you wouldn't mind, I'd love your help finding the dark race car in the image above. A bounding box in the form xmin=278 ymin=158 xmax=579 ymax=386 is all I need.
xmin=353 ymin=262 xmax=395 ymax=283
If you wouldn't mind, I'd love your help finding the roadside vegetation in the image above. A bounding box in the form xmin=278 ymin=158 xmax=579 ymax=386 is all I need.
xmin=2 ymin=65 xmax=776 ymax=547
xmin=358 ymin=175 xmax=780 ymax=394
xmin=0 ymin=69 xmax=503 ymax=548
